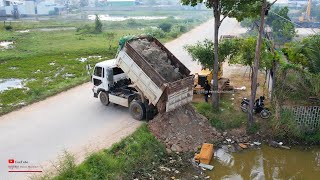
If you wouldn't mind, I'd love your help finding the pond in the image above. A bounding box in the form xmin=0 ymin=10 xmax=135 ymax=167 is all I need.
xmin=0 ymin=79 xmax=25 ymax=92
xmin=208 ymin=145 xmax=320 ymax=179
xmin=88 ymin=14 xmax=168 ymax=21
xmin=0 ymin=41 xmax=14 ymax=49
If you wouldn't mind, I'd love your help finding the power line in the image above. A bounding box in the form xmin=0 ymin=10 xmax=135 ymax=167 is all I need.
xmin=269 ymin=11 xmax=318 ymax=35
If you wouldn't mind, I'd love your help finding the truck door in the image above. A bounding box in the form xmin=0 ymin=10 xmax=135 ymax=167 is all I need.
xmin=92 ymin=66 xmax=104 ymax=88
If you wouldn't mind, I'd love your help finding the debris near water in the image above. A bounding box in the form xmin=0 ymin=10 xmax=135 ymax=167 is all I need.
xmin=148 ymin=104 xmax=219 ymax=152
xmin=129 ymin=39 xmax=184 ymax=82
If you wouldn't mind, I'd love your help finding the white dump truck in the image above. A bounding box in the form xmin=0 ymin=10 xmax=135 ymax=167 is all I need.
xmin=91 ymin=36 xmax=194 ymax=120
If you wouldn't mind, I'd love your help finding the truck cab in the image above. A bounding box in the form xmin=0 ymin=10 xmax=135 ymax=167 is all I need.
xmin=92 ymin=59 xmax=126 ymax=97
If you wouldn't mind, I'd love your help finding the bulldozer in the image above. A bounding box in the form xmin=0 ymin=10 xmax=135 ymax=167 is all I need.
xmin=193 ymin=35 xmax=234 ymax=94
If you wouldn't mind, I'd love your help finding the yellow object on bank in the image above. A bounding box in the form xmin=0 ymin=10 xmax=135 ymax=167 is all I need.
xmin=194 ymin=143 xmax=214 ymax=165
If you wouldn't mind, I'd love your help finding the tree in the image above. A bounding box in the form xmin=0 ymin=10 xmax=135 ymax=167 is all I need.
xmin=283 ymin=34 xmax=320 ymax=74
xmin=94 ymin=14 xmax=103 ymax=33
xmin=181 ymin=0 xmax=261 ymax=110
xmin=158 ymin=22 xmax=173 ymax=32
xmin=248 ymin=0 xmax=278 ymax=126
xmin=265 ymin=6 xmax=295 ymax=45
xmin=79 ymin=0 xmax=89 ymax=7
xmin=185 ymin=37 xmax=273 ymax=76
xmin=184 ymin=38 xmax=239 ymax=69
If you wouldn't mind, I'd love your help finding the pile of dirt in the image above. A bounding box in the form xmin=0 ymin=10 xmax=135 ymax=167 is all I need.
xmin=148 ymin=104 xmax=219 ymax=152
xmin=129 ymin=39 xmax=184 ymax=82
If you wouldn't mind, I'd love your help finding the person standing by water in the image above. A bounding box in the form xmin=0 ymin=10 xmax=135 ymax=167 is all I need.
xmin=204 ymin=80 xmax=211 ymax=103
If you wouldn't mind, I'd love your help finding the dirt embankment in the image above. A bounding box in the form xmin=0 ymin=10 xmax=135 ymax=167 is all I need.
xmin=130 ymin=39 xmax=184 ymax=82
xmin=148 ymin=104 xmax=219 ymax=152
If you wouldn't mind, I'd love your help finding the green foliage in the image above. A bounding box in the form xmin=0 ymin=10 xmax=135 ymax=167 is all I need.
xmin=144 ymin=27 xmax=166 ymax=38
xmin=94 ymin=15 xmax=103 ymax=34
xmin=274 ymin=66 xmax=320 ymax=104
xmin=178 ymin=25 xmax=187 ymax=33
xmin=228 ymin=37 xmax=274 ymax=69
xmin=272 ymin=109 xmax=302 ymax=139
xmin=4 ymin=25 xmax=13 ymax=31
xmin=241 ymin=6 xmax=295 ymax=45
xmin=158 ymin=22 xmax=172 ymax=32
xmin=126 ymin=19 xmax=142 ymax=27
xmin=79 ymin=0 xmax=89 ymax=7
xmin=285 ymin=35 xmax=320 ymax=74
xmin=52 ymin=124 xmax=167 ymax=179
xmin=181 ymin=0 xmax=261 ymax=22
xmin=265 ymin=7 xmax=295 ymax=45
xmin=185 ymin=37 xmax=273 ymax=70
xmin=76 ymin=24 xmax=94 ymax=34
xmin=246 ymin=122 xmax=260 ymax=134
xmin=194 ymin=96 xmax=247 ymax=131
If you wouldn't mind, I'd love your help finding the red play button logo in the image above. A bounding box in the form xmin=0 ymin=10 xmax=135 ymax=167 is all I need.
xmin=8 ymin=159 xmax=15 ymax=164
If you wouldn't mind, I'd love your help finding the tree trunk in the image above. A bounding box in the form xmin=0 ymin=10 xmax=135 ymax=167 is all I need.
xmin=248 ymin=0 xmax=267 ymax=126
xmin=212 ymin=0 xmax=220 ymax=110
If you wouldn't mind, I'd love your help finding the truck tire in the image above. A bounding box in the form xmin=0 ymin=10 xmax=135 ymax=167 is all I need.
xmin=99 ymin=91 xmax=110 ymax=106
xmin=129 ymin=101 xmax=146 ymax=121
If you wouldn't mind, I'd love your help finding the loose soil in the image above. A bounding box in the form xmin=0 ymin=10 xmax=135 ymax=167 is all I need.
xmin=148 ymin=104 xmax=219 ymax=152
xmin=130 ymin=39 xmax=184 ymax=82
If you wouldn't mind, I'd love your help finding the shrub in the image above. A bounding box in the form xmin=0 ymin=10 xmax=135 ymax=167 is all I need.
xmin=158 ymin=22 xmax=172 ymax=32
xmin=246 ymin=122 xmax=260 ymax=134
xmin=179 ymin=25 xmax=187 ymax=33
xmin=126 ymin=19 xmax=141 ymax=27
xmin=272 ymin=109 xmax=301 ymax=138
xmin=4 ymin=25 xmax=13 ymax=31
xmin=144 ymin=27 xmax=166 ymax=38
xmin=94 ymin=14 xmax=103 ymax=33
xmin=76 ymin=24 xmax=93 ymax=34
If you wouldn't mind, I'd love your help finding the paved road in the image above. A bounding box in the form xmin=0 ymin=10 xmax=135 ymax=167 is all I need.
xmin=0 ymin=18 xmax=245 ymax=179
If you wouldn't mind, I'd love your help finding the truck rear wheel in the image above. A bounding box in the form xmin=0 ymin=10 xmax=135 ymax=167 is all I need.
xmin=99 ymin=91 xmax=110 ymax=106
xmin=129 ymin=101 xmax=146 ymax=121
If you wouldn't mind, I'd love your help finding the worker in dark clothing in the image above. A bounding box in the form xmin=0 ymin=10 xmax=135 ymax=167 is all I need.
xmin=204 ymin=80 xmax=211 ymax=103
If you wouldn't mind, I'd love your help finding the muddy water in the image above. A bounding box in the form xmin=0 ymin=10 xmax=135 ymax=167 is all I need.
xmin=208 ymin=146 xmax=320 ymax=179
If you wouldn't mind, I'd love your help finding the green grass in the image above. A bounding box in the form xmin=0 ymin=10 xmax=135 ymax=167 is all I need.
xmin=193 ymin=95 xmax=247 ymax=131
xmin=46 ymin=124 xmax=167 ymax=179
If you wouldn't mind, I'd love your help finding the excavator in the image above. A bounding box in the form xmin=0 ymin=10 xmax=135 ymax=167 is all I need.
xmin=193 ymin=35 xmax=234 ymax=94
xmin=297 ymin=0 xmax=320 ymax=28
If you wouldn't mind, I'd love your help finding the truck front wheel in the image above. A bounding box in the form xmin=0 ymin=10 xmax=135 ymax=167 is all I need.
xmin=129 ymin=101 xmax=146 ymax=121
xmin=99 ymin=91 xmax=110 ymax=106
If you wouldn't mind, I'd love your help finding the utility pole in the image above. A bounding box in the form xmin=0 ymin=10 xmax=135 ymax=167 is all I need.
xmin=248 ymin=0 xmax=267 ymax=126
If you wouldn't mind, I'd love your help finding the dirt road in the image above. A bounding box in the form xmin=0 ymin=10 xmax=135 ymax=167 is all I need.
xmin=0 ymin=18 xmax=245 ymax=179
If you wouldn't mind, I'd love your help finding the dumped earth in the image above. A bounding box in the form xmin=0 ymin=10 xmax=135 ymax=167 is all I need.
xmin=129 ymin=39 xmax=184 ymax=82
xmin=148 ymin=104 xmax=219 ymax=152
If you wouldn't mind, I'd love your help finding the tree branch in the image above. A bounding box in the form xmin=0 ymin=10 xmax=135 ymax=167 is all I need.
xmin=266 ymin=0 xmax=278 ymax=10
xmin=220 ymin=15 xmax=228 ymax=24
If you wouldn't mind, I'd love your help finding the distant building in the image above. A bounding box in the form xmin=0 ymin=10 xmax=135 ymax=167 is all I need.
xmin=2 ymin=0 xmax=66 ymax=17
xmin=288 ymin=0 xmax=309 ymax=8
xmin=105 ymin=0 xmax=135 ymax=7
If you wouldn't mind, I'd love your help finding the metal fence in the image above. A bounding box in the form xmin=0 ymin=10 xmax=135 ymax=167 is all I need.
xmin=284 ymin=106 xmax=320 ymax=129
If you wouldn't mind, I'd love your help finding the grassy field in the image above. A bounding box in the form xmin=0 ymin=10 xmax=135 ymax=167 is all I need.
xmin=45 ymin=124 xmax=167 ymax=179
xmin=0 ymin=10 xmax=211 ymax=115
xmin=193 ymin=94 xmax=247 ymax=131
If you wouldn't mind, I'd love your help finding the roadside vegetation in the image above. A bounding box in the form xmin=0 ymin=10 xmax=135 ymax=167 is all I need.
xmin=46 ymin=124 xmax=166 ymax=179
xmin=188 ymin=5 xmax=320 ymax=144
xmin=0 ymin=10 xmax=211 ymax=115
xmin=194 ymin=95 xmax=246 ymax=131
xmin=45 ymin=124 xmax=204 ymax=179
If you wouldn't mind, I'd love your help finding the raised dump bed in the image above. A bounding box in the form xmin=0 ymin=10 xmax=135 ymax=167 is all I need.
xmin=116 ymin=36 xmax=193 ymax=112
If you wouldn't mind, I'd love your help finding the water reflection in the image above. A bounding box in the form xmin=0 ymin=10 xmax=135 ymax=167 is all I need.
xmin=209 ymin=145 xmax=320 ymax=179
xmin=0 ymin=79 xmax=24 ymax=92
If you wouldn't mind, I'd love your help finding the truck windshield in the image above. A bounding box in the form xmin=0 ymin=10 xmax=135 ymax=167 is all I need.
xmin=113 ymin=67 xmax=124 ymax=75
xmin=94 ymin=67 xmax=103 ymax=77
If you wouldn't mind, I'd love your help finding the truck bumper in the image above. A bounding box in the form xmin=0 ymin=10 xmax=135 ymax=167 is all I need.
xmin=92 ymin=87 xmax=98 ymax=98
